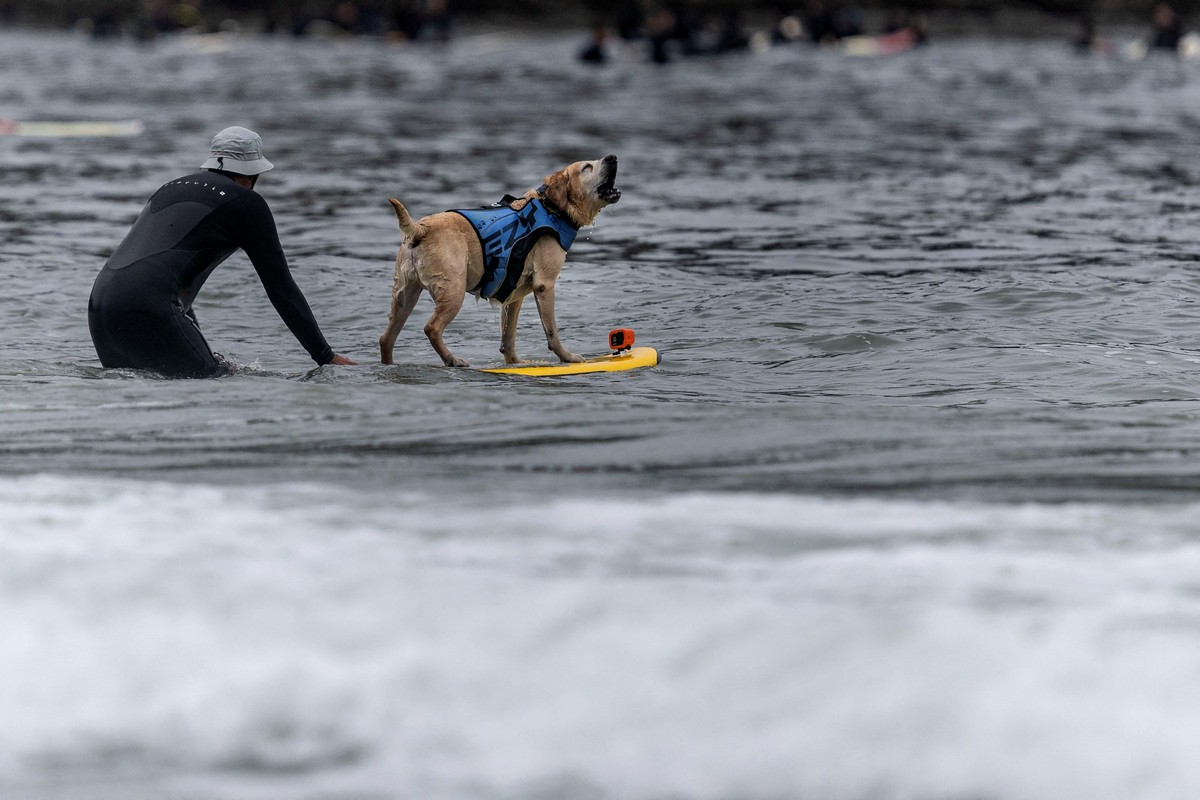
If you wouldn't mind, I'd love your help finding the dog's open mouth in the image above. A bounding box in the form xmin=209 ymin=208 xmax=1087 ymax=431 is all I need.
xmin=598 ymin=158 xmax=621 ymax=203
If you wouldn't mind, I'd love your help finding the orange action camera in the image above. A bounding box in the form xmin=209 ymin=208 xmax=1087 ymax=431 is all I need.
xmin=609 ymin=328 xmax=635 ymax=352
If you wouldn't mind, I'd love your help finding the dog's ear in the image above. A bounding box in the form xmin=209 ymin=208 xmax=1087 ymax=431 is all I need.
xmin=542 ymin=169 xmax=575 ymax=220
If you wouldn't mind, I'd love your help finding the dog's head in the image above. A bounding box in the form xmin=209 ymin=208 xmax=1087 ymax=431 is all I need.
xmin=540 ymin=155 xmax=620 ymax=228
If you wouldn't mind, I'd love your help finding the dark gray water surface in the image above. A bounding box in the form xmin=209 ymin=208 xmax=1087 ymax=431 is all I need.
xmin=6 ymin=30 xmax=1200 ymax=500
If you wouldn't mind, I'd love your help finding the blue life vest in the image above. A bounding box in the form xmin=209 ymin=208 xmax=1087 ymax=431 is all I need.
xmin=452 ymin=197 xmax=579 ymax=303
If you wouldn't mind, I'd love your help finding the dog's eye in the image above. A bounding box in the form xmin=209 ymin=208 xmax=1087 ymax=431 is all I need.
xmin=582 ymin=164 xmax=593 ymax=174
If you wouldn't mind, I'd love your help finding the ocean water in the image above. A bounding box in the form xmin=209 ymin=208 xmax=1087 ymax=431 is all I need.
xmin=5 ymin=25 xmax=1200 ymax=800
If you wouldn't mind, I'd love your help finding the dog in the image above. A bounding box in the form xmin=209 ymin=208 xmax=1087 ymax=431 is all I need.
xmin=379 ymin=155 xmax=621 ymax=367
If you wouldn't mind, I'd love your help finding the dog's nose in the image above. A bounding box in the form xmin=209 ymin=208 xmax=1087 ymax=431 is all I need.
xmin=603 ymin=154 xmax=617 ymax=165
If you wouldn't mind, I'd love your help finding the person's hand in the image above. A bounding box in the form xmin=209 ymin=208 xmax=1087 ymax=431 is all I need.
xmin=329 ymin=353 xmax=357 ymax=366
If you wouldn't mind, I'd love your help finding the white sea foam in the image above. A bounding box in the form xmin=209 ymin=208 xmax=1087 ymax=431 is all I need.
xmin=3 ymin=475 xmax=1200 ymax=799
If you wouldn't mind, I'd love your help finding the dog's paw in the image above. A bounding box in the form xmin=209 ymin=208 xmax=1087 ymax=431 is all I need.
xmin=447 ymin=357 xmax=470 ymax=368
xmin=560 ymin=351 xmax=585 ymax=364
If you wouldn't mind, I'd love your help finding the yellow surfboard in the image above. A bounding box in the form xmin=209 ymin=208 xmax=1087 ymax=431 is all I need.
xmin=481 ymin=346 xmax=660 ymax=376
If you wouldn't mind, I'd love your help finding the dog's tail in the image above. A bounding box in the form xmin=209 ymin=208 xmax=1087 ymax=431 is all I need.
xmin=389 ymin=198 xmax=426 ymax=243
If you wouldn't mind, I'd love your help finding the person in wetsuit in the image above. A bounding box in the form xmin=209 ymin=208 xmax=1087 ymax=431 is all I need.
xmin=88 ymin=126 xmax=356 ymax=377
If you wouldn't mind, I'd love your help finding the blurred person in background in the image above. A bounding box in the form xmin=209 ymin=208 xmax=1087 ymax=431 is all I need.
xmin=616 ymin=0 xmax=644 ymax=40
xmin=715 ymin=9 xmax=749 ymax=53
xmin=579 ymin=23 xmax=610 ymax=64
xmin=391 ymin=0 xmax=425 ymax=40
xmin=1151 ymin=3 xmax=1184 ymax=51
xmin=424 ymin=0 xmax=452 ymax=44
xmin=647 ymin=6 xmax=675 ymax=63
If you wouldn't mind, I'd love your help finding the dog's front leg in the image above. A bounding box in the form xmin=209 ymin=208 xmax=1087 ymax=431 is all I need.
xmin=500 ymin=296 xmax=524 ymax=364
xmin=528 ymin=242 xmax=582 ymax=363
xmin=533 ymin=281 xmax=583 ymax=363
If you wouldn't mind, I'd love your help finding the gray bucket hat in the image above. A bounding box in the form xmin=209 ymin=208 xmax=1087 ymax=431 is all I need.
xmin=200 ymin=126 xmax=274 ymax=176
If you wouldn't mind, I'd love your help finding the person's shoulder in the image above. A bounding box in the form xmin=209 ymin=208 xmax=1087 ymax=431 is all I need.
xmin=221 ymin=186 xmax=280 ymax=240
xmin=231 ymin=183 xmax=269 ymax=205
xmin=220 ymin=182 xmax=273 ymax=217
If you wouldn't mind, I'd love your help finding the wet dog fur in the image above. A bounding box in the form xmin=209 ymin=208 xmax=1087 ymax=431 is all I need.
xmin=379 ymin=155 xmax=621 ymax=367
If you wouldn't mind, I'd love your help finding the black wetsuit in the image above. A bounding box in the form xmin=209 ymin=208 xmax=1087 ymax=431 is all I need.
xmin=88 ymin=171 xmax=335 ymax=377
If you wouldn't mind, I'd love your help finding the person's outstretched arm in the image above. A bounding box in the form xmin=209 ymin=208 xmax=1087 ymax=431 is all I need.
xmin=224 ymin=192 xmax=355 ymax=366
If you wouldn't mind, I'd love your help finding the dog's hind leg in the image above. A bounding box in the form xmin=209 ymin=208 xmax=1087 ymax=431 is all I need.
xmin=379 ymin=279 xmax=422 ymax=365
xmin=424 ymin=291 xmax=469 ymax=367
xmin=499 ymin=296 xmax=524 ymax=364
